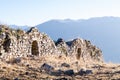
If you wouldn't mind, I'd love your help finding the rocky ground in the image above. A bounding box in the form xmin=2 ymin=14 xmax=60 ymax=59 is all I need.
xmin=0 ymin=55 xmax=120 ymax=80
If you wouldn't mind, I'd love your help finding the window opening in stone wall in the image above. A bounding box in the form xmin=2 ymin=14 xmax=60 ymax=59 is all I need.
xmin=31 ymin=41 xmax=39 ymax=55
xmin=76 ymin=48 xmax=81 ymax=60
xmin=3 ymin=35 xmax=11 ymax=52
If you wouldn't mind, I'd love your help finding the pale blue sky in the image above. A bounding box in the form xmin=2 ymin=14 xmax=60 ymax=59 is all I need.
xmin=0 ymin=0 xmax=120 ymax=26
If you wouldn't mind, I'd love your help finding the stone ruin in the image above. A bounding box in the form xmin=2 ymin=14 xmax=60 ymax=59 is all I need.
xmin=0 ymin=25 xmax=103 ymax=62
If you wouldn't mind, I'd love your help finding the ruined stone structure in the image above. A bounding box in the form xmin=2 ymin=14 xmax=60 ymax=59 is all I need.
xmin=0 ymin=25 xmax=103 ymax=62
xmin=56 ymin=38 xmax=103 ymax=62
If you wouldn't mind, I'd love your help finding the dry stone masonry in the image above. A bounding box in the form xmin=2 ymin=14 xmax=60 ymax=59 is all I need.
xmin=0 ymin=25 xmax=103 ymax=62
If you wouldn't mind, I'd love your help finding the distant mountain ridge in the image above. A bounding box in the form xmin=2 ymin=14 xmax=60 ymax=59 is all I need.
xmin=9 ymin=16 xmax=120 ymax=63
xmin=35 ymin=16 xmax=120 ymax=63
xmin=9 ymin=25 xmax=29 ymax=31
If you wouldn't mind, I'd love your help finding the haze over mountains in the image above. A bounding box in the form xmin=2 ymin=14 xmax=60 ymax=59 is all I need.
xmin=9 ymin=25 xmax=29 ymax=31
xmin=9 ymin=16 xmax=120 ymax=63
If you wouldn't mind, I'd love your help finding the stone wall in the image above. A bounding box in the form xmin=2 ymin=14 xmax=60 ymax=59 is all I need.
xmin=0 ymin=25 xmax=103 ymax=62
xmin=56 ymin=38 xmax=103 ymax=62
xmin=0 ymin=26 xmax=57 ymax=60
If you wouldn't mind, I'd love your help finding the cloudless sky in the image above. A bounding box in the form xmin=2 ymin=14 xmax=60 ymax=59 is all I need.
xmin=0 ymin=0 xmax=120 ymax=26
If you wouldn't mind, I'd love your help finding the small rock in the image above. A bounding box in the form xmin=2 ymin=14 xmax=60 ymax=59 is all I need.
xmin=64 ymin=69 xmax=74 ymax=76
xmin=55 ymin=77 xmax=68 ymax=80
xmin=25 ymin=72 xmax=29 ymax=75
xmin=61 ymin=63 xmax=70 ymax=68
xmin=50 ymin=69 xmax=64 ymax=76
xmin=8 ymin=57 xmax=21 ymax=64
xmin=78 ymin=69 xmax=93 ymax=75
xmin=55 ymin=38 xmax=64 ymax=45
xmin=86 ymin=70 xmax=93 ymax=74
xmin=40 ymin=63 xmax=54 ymax=73
xmin=14 ymin=78 xmax=19 ymax=80
xmin=0 ymin=32 xmax=6 ymax=39
xmin=26 ymin=64 xmax=30 ymax=67
xmin=78 ymin=69 xmax=86 ymax=75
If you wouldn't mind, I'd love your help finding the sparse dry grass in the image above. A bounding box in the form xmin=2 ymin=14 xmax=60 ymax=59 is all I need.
xmin=0 ymin=55 xmax=120 ymax=80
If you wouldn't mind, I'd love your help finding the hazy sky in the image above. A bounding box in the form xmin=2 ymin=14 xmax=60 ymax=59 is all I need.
xmin=0 ymin=0 xmax=120 ymax=26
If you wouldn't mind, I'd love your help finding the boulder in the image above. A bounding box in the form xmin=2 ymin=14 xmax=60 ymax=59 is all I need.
xmin=40 ymin=63 xmax=54 ymax=73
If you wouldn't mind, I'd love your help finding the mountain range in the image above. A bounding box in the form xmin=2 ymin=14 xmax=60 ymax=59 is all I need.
xmin=9 ymin=25 xmax=29 ymax=31
xmin=9 ymin=16 xmax=120 ymax=63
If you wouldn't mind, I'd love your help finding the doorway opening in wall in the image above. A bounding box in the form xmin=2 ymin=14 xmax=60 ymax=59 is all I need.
xmin=31 ymin=41 xmax=39 ymax=55
xmin=76 ymin=48 xmax=81 ymax=60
